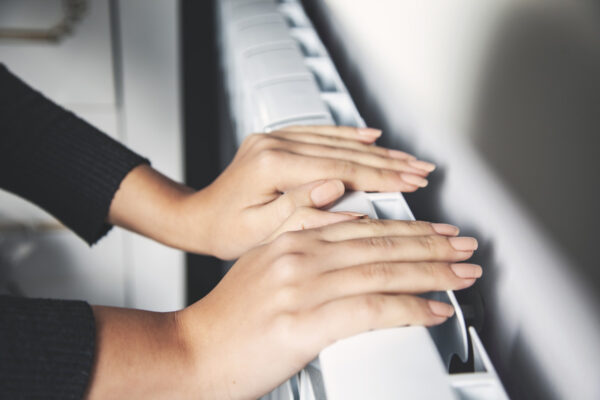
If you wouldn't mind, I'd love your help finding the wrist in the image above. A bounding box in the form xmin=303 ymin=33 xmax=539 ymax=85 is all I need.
xmin=88 ymin=306 xmax=199 ymax=399
xmin=174 ymin=305 xmax=224 ymax=399
xmin=170 ymin=186 xmax=219 ymax=256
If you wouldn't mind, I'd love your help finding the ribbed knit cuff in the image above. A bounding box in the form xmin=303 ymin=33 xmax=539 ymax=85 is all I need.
xmin=0 ymin=295 xmax=96 ymax=399
xmin=0 ymin=64 xmax=149 ymax=245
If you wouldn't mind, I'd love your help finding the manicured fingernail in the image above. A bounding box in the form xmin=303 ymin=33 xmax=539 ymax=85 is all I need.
xmin=450 ymin=263 xmax=482 ymax=279
xmin=335 ymin=211 xmax=367 ymax=218
xmin=401 ymin=173 xmax=428 ymax=187
xmin=430 ymin=315 xmax=450 ymax=325
xmin=388 ymin=149 xmax=416 ymax=160
xmin=448 ymin=237 xmax=478 ymax=251
xmin=310 ymin=180 xmax=345 ymax=207
xmin=431 ymin=223 xmax=459 ymax=236
xmin=408 ymin=159 xmax=436 ymax=172
xmin=357 ymin=127 xmax=382 ymax=138
xmin=428 ymin=300 xmax=455 ymax=317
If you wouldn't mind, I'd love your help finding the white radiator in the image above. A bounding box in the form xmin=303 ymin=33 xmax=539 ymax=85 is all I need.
xmin=216 ymin=0 xmax=508 ymax=398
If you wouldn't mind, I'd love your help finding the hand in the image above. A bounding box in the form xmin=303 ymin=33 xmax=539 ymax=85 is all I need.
xmin=87 ymin=219 xmax=480 ymax=399
xmin=109 ymin=126 xmax=436 ymax=259
xmin=183 ymin=125 xmax=436 ymax=258
xmin=178 ymin=219 xmax=480 ymax=399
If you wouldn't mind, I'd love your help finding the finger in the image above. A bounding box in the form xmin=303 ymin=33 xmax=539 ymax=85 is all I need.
xmin=279 ymin=125 xmax=382 ymax=143
xmin=264 ymin=151 xmax=421 ymax=193
xmin=268 ymin=130 xmax=418 ymax=161
xmin=298 ymin=294 xmax=454 ymax=351
xmin=315 ymin=219 xmax=460 ymax=242
xmin=301 ymin=262 xmax=480 ymax=307
xmin=265 ymin=140 xmax=432 ymax=177
xmin=262 ymin=207 xmax=364 ymax=244
xmin=315 ymin=235 xmax=478 ymax=270
xmin=261 ymin=179 xmax=345 ymax=225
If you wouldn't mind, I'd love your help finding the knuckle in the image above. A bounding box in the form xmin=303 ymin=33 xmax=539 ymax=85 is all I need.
xmin=362 ymin=263 xmax=394 ymax=285
xmin=335 ymin=160 xmax=358 ymax=177
xmin=419 ymin=235 xmax=439 ymax=255
xmin=364 ymin=236 xmax=396 ymax=250
xmin=256 ymin=149 xmax=283 ymax=169
xmin=405 ymin=297 xmax=429 ymax=322
xmin=412 ymin=220 xmax=433 ymax=232
xmin=422 ymin=263 xmax=444 ymax=287
xmin=366 ymin=219 xmax=387 ymax=233
xmin=271 ymin=253 xmax=303 ymax=282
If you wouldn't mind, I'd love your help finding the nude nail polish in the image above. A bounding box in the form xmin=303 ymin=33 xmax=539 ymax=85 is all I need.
xmin=408 ymin=159 xmax=436 ymax=172
xmin=428 ymin=301 xmax=455 ymax=317
xmin=357 ymin=127 xmax=382 ymax=138
xmin=450 ymin=263 xmax=483 ymax=278
xmin=388 ymin=149 xmax=416 ymax=160
xmin=401 ymin=173 xmax=428 ymax=187
xmin=431 ymin=223 xmax=459 ymax=236
xmin=448 ymin=237 xmax=478 ymax=251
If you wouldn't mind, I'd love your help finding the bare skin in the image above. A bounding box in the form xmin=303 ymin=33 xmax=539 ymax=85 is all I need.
xmin=85 ymin=126 xmax=470 ymax=398
xmin=108 ymin=126 xmax=436 ymax=259
xmin=88 ymin=219 xmax=480 ymax=399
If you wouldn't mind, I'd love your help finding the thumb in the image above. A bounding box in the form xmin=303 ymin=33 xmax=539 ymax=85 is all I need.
xmin=267 ymin=179 xmax=346 ymax=222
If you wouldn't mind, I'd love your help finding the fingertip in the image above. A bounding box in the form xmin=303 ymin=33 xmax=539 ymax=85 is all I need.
xmin=399 ymin=183 xmax=419 ymax=193
xmin=387 ymin=149 xmax=416 ymax=160
xmin=310 ymin=179 xmax=345 ymax=207
xmin=428 ymin=300 xmax=455 ymax=318
xmin=357 ymin=127 xmax=382 ymax=141
xmin=407 ymin=159 xmax=436 ymax=172
xmin=401 ymin=173 xmax=428 ymax=188
xmin=427 ymin=315 xmax=450 ymax=326
xmin=431 ymin=223 xmax=460 ymax=236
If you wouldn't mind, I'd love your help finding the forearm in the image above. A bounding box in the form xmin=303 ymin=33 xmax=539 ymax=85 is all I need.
xmin=107 ymin=164 xmax=214 ymax=255
xmin=87 ymin=306 xmax=197 ymax=399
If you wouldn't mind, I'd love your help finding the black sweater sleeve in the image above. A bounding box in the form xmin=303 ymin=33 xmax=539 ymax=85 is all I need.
xmin=0 ymin=66 xmax=151 ymax=397
xmin=0 ymin=296 xmax=96 ymax=399
xmin=0 ymin=63 xmax=149 ymax=245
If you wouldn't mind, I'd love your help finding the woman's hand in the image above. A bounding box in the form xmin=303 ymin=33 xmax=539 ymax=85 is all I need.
xmin=87 ymin=219 xmax=480 ymax=399
xmin=109 ymin=126 xmax=436 ymax=259
xmin=180 ymin=219 xmax=479 ymax=399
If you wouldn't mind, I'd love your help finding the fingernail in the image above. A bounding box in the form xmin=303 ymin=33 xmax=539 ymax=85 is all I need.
xmin=408 ymin=159 xmax=436 ymax=172
xmin=310 ymin=180 xmax=345 ymax=207
xmin=388 ymin=149 xmax=416 ymax=160
xmin=431 ymin=223 xmax=459 ymax=236
xmin=428 ymin=300 xmax=455 ymax=318
xmin=401 ymin=173 xmax=428 ymax=187
xmin=450 ymin=263 xmax=482 ymax=279
xmin=448 ymin=237 xmax=478 ymax=251
xmin=335 ymin=211 xmax=367 ymax=218
xmin=357 ymin=127 xmax=382 ymax=138
xmin=430 ymin=315 xmax=450 ymax=325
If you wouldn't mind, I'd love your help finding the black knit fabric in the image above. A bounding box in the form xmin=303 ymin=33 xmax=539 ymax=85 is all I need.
xmin=0 ymin=63 xmax=149 ymax=245
xmin=0 ymin=296 xmax=95 ymax=399
xmin=0 ymin=64 xmax=151 ymax=398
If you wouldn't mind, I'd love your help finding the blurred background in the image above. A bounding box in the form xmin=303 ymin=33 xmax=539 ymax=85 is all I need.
xmin=1 ymin=0 xmax=599 ymax=399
